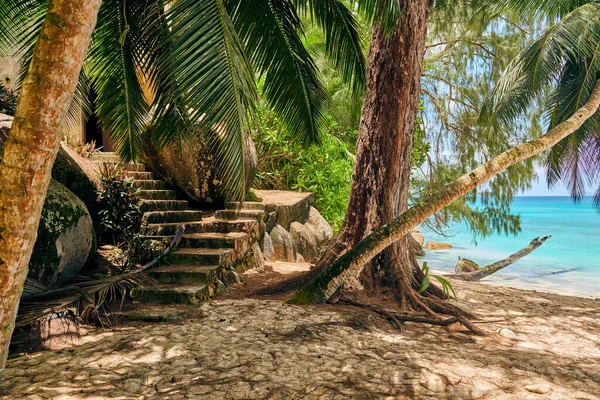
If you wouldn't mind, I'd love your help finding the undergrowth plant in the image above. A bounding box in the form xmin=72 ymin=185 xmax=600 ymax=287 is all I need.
xmin=97 ymin=163 xmax=157 ymax=268
xmin=0 ymin=83 xmax=18 ymax=115
xmin=252 ymin=103 xmax=355 ymax=229
xmin=418 ymin=262 xmax=457 ymax=300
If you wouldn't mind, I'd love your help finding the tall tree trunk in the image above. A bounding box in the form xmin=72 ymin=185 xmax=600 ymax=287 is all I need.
xmin=0 ymin=0 xmax=101 ymax=371
xmin=290 ymin=79 xmax=600 ymax=305
xmin=304 ymin=0 xmax=430 ymax=306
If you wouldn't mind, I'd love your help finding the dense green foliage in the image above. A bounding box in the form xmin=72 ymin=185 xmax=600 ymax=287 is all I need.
xmin=97 ymin=164 xmax=155 ymax=268
xmin=0 ymin=83 xmax=17 ymax=115
xmin=252 ymin=104 xmax=354 ymax=229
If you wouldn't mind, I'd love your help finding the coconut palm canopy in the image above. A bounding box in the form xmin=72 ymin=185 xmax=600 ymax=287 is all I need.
xmin=483 ymin=0 xmax=600 ymax=204
xmin=0 ymin=0 xmax=378 ymax=199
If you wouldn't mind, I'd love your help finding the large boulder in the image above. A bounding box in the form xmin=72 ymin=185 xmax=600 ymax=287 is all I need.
xmin=254 ymin=190 xmax=315 ymax=231
xmin=28 ymin=179 xmax=95 ymax=287
xmin=52 ymin=142 xmax=101 ymax=223
xmin=424 ymin=241 xmax=453 ymax=250
xmin=144 ymin=132 xmax=258 ymax=208
xmin=289 ymin=222 xmax=318 ymax=263
xmin=304 ymin=206 xmax=333 ymax=248
xmin=269 ymin=224 xmax=296 ymax=262
xmin=455 ymin=257 xmax=480 ymax=273
xmin=262 ymin=231 xmax=275 ymax=262
xmin=408 ymin=233 xmax=425 ymax=257
xmin=411 ymin=230 xmax=424 ymax=246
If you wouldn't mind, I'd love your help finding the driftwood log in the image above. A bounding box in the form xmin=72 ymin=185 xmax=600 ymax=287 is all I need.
xmin=449 ymin=236 xmax=551 ymax=281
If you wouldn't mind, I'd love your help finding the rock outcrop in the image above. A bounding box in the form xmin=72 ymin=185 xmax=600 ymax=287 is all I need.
xmin=424 ymin=241 xmax=453 ymax=250
xmin=144 ymin=133 xmax=258 ymax=208
xmin=269 ymin=224 xmax=296 ymax=262
xmin=52 ymin=142 xmax=101 ymax=223
xmin=28 ymin=179 xmax=95 ymax=287
xmin=263 ymin=232 xmax=275 ymax=262
xmin=304 ymin=206 xmax=333 ymax=249
xmin=455 ymin=257 xmax=480 ymax=273
xmin=408 ymin=233 xmax=425 ymax=257
xmin=289 ymin=222 xmax=318 ymax=263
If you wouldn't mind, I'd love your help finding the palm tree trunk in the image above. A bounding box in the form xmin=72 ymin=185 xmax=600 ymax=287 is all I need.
xmin=290 ymin=79 xmax=600 ymax=305
xmin=0 ymin=0 xmax=101 ymax=371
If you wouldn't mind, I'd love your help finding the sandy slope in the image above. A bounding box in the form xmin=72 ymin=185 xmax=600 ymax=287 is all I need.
xmin=1 ymin=266 xmax=599 ymax=399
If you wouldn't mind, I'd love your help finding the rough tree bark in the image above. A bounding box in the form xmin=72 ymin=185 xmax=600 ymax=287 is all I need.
xmin=295 ymin=0 xmax=437 ymax=311
xmin=289 ymin=79 xmax=600 ymax=305
xmin=0 ymin=0 xmax=101 ymax=371
xmin=452 ymin=236 xmax=551 ymax=281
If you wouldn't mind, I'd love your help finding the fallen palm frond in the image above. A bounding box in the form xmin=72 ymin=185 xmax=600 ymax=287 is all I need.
xmin=16 ymin=225 xmax=185 ymax=328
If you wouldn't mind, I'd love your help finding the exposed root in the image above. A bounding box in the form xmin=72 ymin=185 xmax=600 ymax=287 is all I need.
xmin=339 ymin=296 xmax=461 ymax=329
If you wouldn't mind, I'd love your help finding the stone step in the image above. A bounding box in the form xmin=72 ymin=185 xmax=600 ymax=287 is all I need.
xmin=149 ymin=232 xmax=249 ymax=250
xmin=215 ymin=209 xmax=265 ymax=221
xmin=94 ymin=161 xmax=146 ymax=172
xmin=142 ymin=210 xmax=204 ymax=224
xmin=133 ymin=180 xmax=165 ymax=190
xmin=225 ymin=201 xmax=265 ymax=211
xmin=167 ymin=248 xmax=233 ymax=266
xmin=146 ymin=219 xmax=259 ymax=237
xmin=91 ymin=152 xmax=121 ymax=163
xmin=131 ymin=284 xmax=211 ymax=305
xmin=148 ymin=265 xmax=221 ymax=285
xmin=124 ymin=171 xmax=153 ymax=180
xmin=139 ymin=190 xmax=178 ymax=200
xmin=139 ymin=200 xmax=189 ymax=213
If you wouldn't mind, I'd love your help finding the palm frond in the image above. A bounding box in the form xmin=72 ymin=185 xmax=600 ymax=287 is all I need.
xmin=355 ymin=0 xmax=399 ymax=32
xmin=292 ymin=0 xmax=366 ymax=94
xmin=149 ymin=0 xmax=257 ymax=200
xmin=87 ymin=0 xmax=150 ymax=161
xmin=487 ymin=0 xmax=591 ymax=19
xmin=225 ymin=0 xmax=327 ymax=146
xmin=481 ymin=3 xmax=600 ymax=127
xmin=17 ymin=274 xmax=152 ymax=327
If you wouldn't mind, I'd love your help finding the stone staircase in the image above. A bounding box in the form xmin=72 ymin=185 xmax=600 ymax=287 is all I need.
xmin=92 ymin=152 xmax=265 ymax=306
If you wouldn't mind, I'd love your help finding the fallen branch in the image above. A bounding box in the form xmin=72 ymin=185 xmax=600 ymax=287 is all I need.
xmin=450 ymin=236 xmax=551 ymax=281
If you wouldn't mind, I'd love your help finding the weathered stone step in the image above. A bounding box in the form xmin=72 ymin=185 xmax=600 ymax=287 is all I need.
xmin=125 ymin=171 xmax=153 ymax=180
xmin=146 ymin=219 xmax=259 ymax=237
xmin=92 ymin=153 xmax=122 ymax=163
xmin=131 ymin=284 xmax=211 ymax=305
xmin=94 ymin=161 xmax=146 ymax=171
xmin=142 ymin=210 xmax=204 ymax=224
xmin=148 ymin=265 xmax=221 ymax=285
xmin=215 ymin=209 xmax=265 ymax=221
xmin=168 ymin=248 xmax=233 ymax=266
xmin=133 ymin=180 xmax=165 ymax=190
xmin=149 ymin=232 xmax=249 ymax=250
xmin=140 ymin=200 xmax=189 ymax=213
xmin=139 ymin=190 xmax=178 ymax=200
xmin=225 ymin=201 xmax=265 ymax=211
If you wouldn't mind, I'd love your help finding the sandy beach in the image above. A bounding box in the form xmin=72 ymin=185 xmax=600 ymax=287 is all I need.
xmin=1 ymin=263 xmax=599 ymax=400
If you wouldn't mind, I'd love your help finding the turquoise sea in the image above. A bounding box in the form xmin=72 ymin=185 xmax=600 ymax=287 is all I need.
xmin=421 ymin=196 xmax=600 ymax=298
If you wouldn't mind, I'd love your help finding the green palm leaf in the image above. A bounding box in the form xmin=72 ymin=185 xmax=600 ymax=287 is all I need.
xmin=293 ymin=0 xmax=366 ymax=94
xmin=149 ymin=0 xmax=257 ymax=200
xmin=226 ymin=0 xmax=326 ymax=145
xmin=87 ymin=0 xmax=150 ymax=161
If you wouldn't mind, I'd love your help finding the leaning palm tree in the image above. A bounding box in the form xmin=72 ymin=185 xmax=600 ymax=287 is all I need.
xmin=2 ymin=0 xmax=366 ymax=199
xmin=290 ymin=2 xmax=600 ymax=306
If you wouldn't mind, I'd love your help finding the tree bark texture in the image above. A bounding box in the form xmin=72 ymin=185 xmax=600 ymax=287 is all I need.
xmin=305 ymin=0 xmax=430 ymax=305
xmin=0 ymin=0 xmax=101 ymax=371
xmin=452 ymin=236 xmax=551 ymax=281
xmin=290 ymin=79 xmax=600 ymax=305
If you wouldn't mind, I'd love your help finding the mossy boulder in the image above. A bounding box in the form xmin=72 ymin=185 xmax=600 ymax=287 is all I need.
xmin=51 ymin=142 xmax=101 ymax=224
xmin=143 ymin=132 xmax=258 ymax=208
xmin=28 ymin=179 xmax=95 ymax=287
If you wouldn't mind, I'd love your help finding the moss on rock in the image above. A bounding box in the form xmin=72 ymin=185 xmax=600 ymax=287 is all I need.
xmin=28 ymin=179 xmax=95 ymax=287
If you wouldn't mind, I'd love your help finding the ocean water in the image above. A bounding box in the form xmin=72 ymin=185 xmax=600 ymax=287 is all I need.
xmin=420 ymin=196 xmax=600 ymax=298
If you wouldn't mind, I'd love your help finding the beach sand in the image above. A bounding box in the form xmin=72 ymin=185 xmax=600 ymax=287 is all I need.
xmin=1 ymin=264 xmax=599 ymax=399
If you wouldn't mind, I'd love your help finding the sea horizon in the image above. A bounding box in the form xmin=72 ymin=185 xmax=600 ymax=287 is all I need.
xmin=420 ymin=195 xmax=600 ymax=298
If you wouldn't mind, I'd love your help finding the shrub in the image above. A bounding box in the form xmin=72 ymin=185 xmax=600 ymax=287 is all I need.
xmin=0 ymin=83 xmax=18 ymax=116
xmin=97 ymin=163 xmax=156 ymax=268
xmin=252 ymin=104 xmax=355 ymax=229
